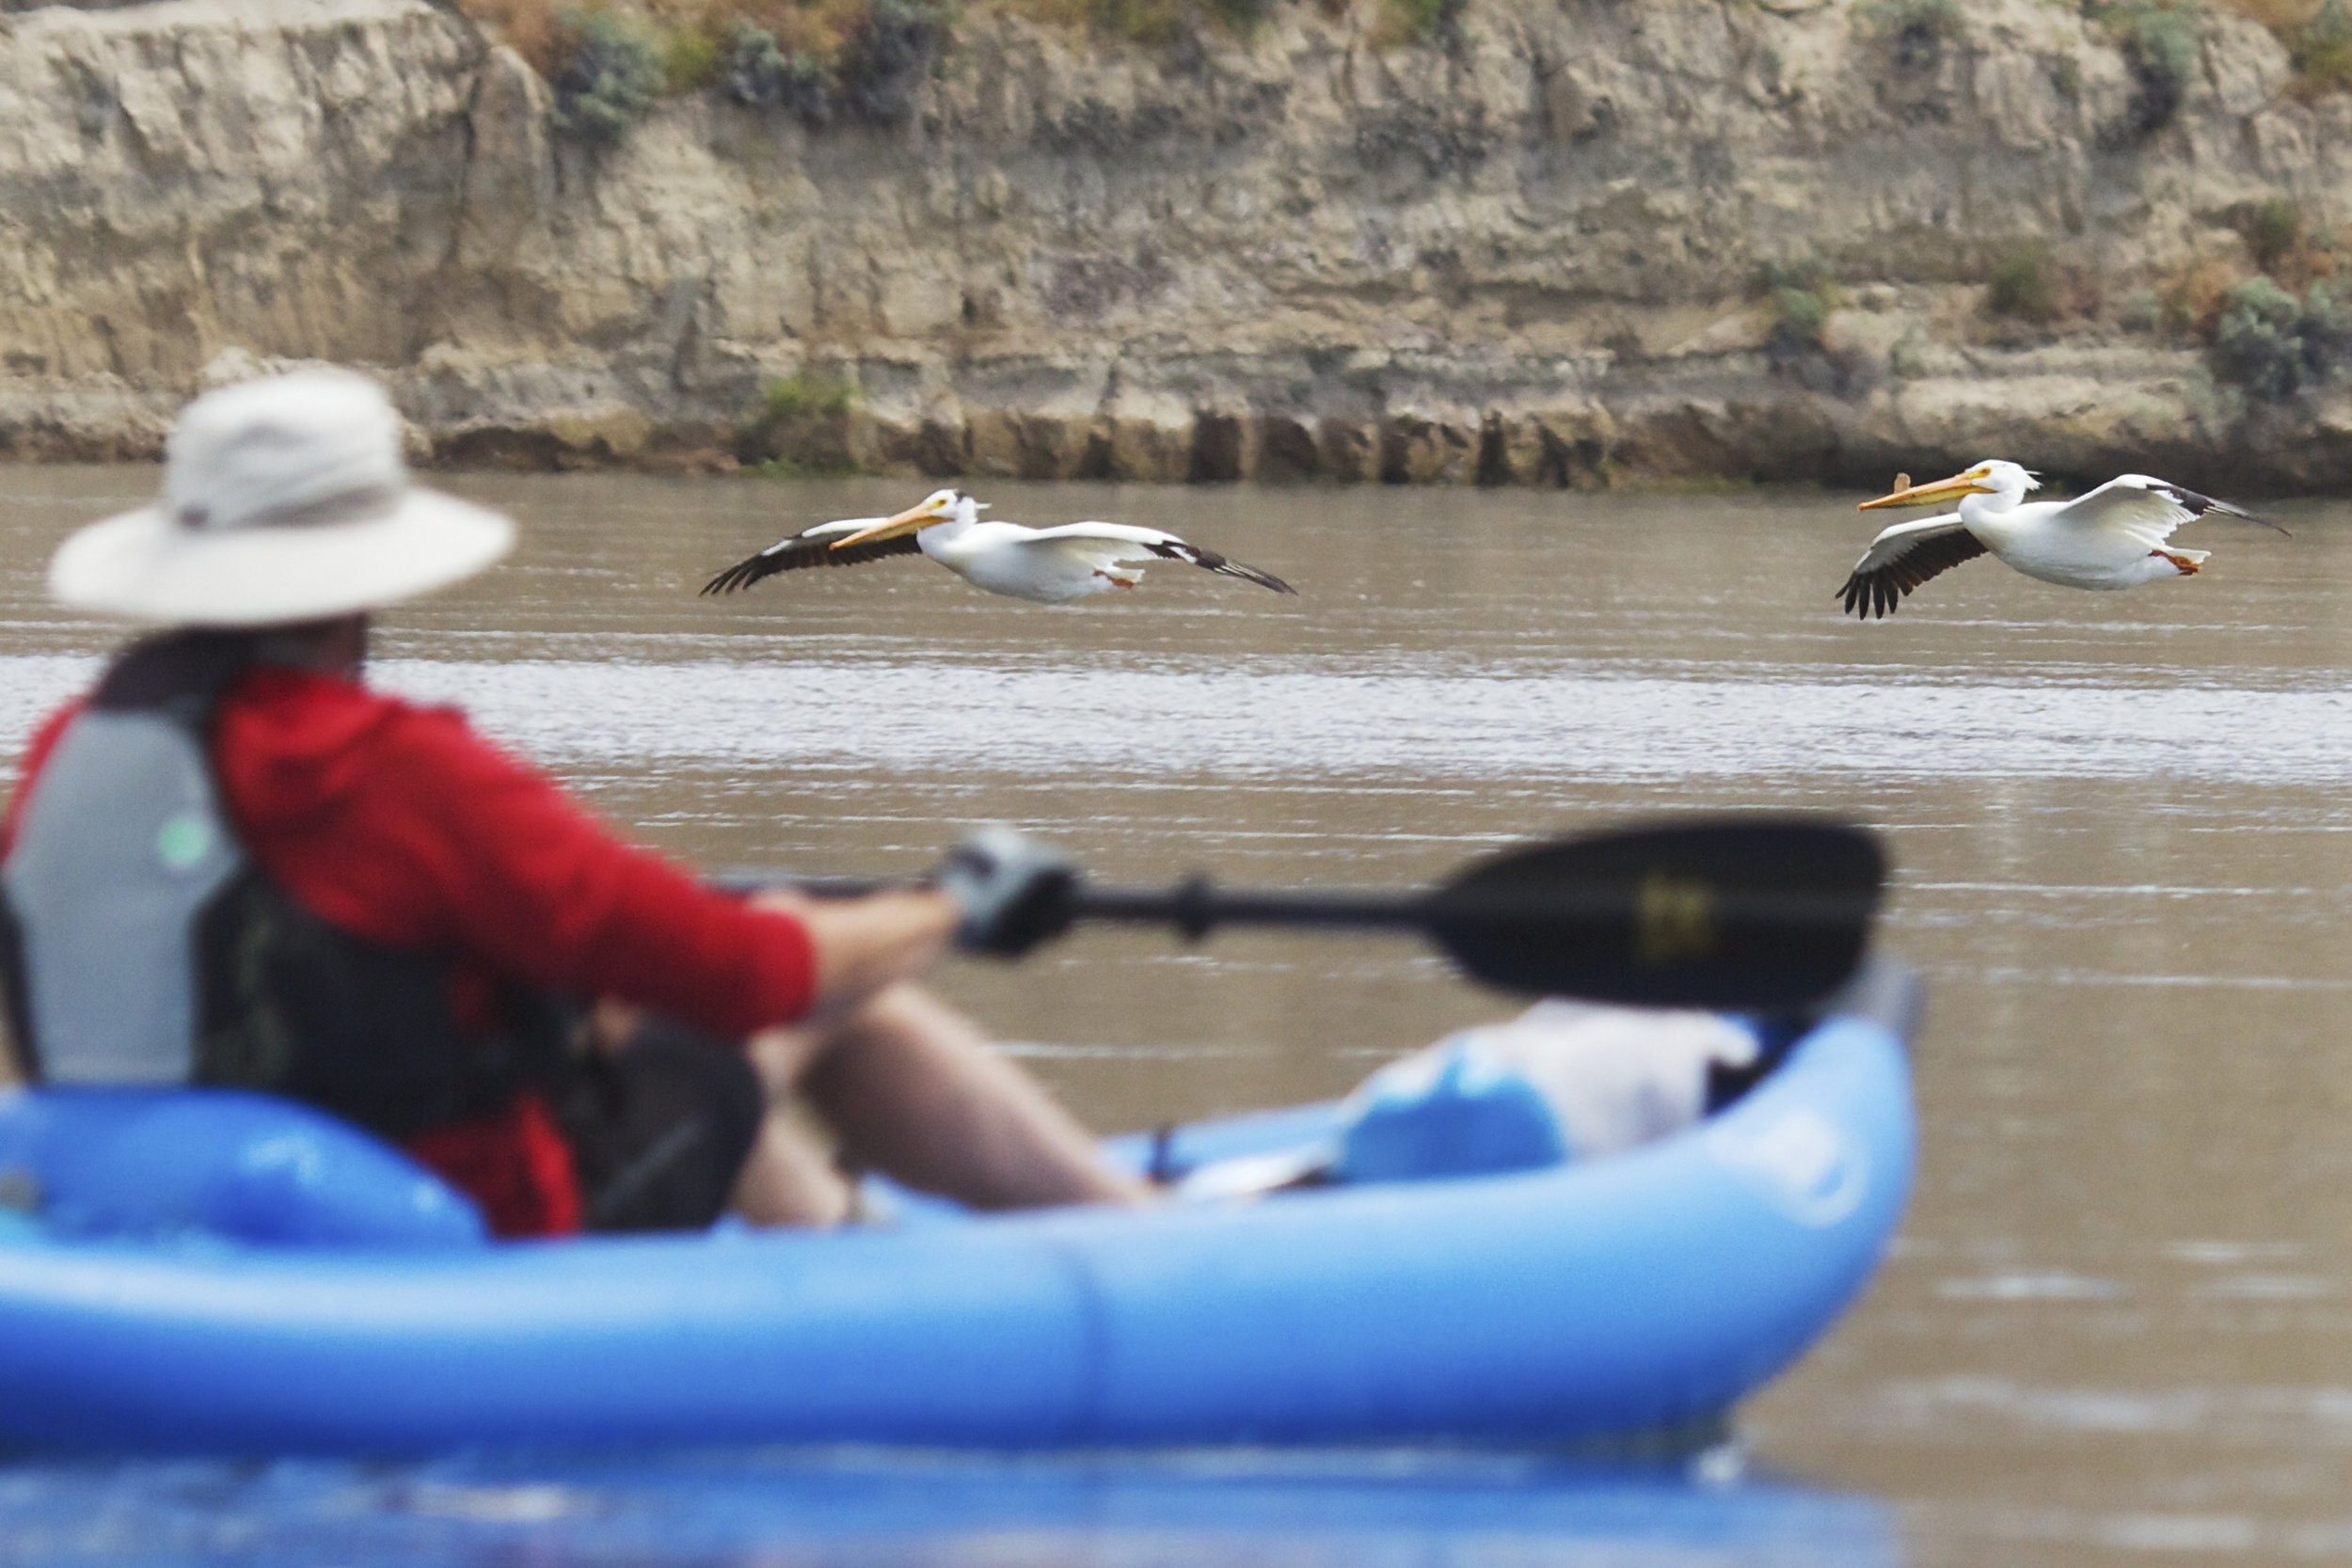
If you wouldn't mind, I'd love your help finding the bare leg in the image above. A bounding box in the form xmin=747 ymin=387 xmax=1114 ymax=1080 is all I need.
xmin=728 ymin=1111 xmax=856 ymax=1228
xmin=748 ymin=985 xmax=1150 ymax=1213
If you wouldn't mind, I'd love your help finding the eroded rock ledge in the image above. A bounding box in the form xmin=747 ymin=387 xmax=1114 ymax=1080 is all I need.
xmin=0 ymin=0 xmax=2347 ymax=490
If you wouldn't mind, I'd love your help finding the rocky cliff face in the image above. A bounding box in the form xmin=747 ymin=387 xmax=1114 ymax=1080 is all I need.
xmin=0 ymin=0 xmax=2346 ymax=489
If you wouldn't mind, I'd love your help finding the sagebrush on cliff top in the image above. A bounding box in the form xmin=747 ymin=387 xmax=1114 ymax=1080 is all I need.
xmin=456 ymin=0 xmax=1451 ymax=91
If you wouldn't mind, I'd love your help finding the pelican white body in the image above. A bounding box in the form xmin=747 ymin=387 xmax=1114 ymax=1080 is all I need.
xmin=919 ymin=516 xmax=1146 ymax=603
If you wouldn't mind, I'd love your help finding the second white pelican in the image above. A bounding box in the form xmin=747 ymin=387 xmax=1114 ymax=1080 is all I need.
xmin=1836 ymin=460 xmax=2283 ymax=619
xmin=701 ymin=488 xmax=1296 ymax=605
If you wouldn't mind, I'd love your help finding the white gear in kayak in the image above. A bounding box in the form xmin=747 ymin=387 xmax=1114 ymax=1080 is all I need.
xmin=1337 ymin=1002 xmax=1761 ymax=1180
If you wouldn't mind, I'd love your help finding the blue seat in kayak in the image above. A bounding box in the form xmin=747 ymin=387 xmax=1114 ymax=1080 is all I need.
xmin=0 ymin=1086 xmax=484 ymax=1249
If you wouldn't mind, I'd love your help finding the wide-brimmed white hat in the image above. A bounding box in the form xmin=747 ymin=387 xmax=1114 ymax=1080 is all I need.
xmin=50 ymin=369 xmax=514 ymax=626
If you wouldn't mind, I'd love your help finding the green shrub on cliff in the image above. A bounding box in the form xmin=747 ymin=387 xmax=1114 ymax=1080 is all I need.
xmin=2213 ymin=277 xmax=2304 ymax=397
xmin=738 ymin=372 xmax=865 ymax=473
xmin=835 ymin=0 xmax=950 ymax=123
xmin=725 ymin=22 xmax=791 ymax=104
xmin=2291 ymin=0 xmax=2352 ymax=94
xmin=1771 ymin=284 xmax=1830 ymax=351
xmin=1756 ymin=256 xmax=1837 ymax=356
xmin=725 ymin=22 xmax=834 ymax=124
xmin=551 ymin=10 xmax=666 ymax=144
xmin=1079 ymin=0 xmax=1300 ymax=44
xmin=1859 ymin=0 xmax=1961 ymax=71
xmin=1987 ymin=245 xmax=2059 ymax=322
xmin=1209 ymin=0 xmax=1274 ymax=31
xmin=2243 ymin=195 xmax=2304 ymax=272
xmin=759 ymin=372 xmax=860 ymax=421
xmin=2095 ymin=0 xmax=2200 ymax=143
xmin=717 ymin=1 xmax=947 ymax=127
xmin=664 ymin=24 xmax=724 ymax=91
xmin=1751 ymin=256 xmax=1884 ymax=396
xmin=1375 ymin=0 xmax=1460 ymax=46
xmin=2211 ymin=275 xmax=2352 ymax=398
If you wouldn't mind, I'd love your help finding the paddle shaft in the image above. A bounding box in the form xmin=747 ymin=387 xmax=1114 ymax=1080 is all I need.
xmin=752 ymin=875 xmax=1865 ymax=938
xmin=1075 ymin=881 xmax=1865 ymax=936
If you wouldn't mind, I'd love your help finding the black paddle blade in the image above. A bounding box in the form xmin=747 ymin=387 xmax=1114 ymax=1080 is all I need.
xmin=1421 ymin=820 xmax=1884 ymax=1008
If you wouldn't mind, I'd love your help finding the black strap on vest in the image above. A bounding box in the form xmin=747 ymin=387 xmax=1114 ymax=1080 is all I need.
xmin=89 ymin=628 xmax=264 ymax=717
xmin=1 ymin=632 xmax=573 ymax=1140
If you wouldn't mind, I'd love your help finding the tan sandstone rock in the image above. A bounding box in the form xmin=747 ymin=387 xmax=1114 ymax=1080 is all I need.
xmin=0 ymin=0 xmax=2339 ymax=488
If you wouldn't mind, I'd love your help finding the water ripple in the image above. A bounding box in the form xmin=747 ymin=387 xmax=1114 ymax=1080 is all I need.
xmin=1 ymin=655 xmax=2343 ymax=786
xmin=385 ymin=658 xmax=2352 ymax=785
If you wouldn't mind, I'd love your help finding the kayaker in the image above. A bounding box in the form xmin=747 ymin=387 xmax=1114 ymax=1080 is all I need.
xmin=0 ymin=369 xmax=1149 ymax=1235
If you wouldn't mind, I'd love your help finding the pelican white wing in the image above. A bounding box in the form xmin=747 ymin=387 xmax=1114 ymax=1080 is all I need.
xmin=1836 ymin=515 xmax=1987 ymax=620
xmin=1028 ymin=523 xmax=1298 ymax=595
xmin=2044 ymin=474 xmax=2283 ymax=545
xmin=701 ymin=516 xmax=923 ymax=595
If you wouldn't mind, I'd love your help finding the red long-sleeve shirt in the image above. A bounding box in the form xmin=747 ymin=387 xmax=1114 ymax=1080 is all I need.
xmin=5 ymin=663 xmax=818 ymax=1234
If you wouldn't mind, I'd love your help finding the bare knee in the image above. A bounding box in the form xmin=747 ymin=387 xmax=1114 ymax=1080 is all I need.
xmin=746 ymin=984 xmax=975 ymax=1106
xmin=730 ymin=1108 xmax=854 ymax=1228
xmin=856 ymin=983 xmax=978 ymax=1045
xmin=742 ymin=1022 xmax=827 ymax=1101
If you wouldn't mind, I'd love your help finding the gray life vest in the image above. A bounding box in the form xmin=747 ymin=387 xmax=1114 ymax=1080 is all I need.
xmin=0 ymin=633 xmax=569 ymax=1138
xmin=6 ymin=691 xmax=241 ymax=1083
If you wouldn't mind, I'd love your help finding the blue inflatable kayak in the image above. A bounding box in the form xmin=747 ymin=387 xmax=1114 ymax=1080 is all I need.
xmin=0 ymin=965 xmax=1916 ymax=1456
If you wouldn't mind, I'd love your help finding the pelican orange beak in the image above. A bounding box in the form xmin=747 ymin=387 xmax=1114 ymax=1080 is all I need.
xmin=1859 ymin=468 xmax=1993 ymax=511
xmin=831 ymin=496 xmax=954 ymax=549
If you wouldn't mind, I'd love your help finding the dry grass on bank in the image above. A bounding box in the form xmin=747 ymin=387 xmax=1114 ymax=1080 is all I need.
xmin=2215 ymin=0 xmax=2352 ymax=95
xmin=455 ymin=0 xmax=562 ymax=71
xmin=457 ymin=0 xmax=874 ymax=76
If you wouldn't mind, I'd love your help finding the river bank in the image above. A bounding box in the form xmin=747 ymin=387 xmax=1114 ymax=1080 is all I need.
xmin=2 ymin=0 xmax=2351 ymax=491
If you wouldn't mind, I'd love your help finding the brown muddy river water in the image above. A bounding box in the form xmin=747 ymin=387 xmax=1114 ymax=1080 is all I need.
xmin=0 ymin=466 xmax=2345 ymax=1565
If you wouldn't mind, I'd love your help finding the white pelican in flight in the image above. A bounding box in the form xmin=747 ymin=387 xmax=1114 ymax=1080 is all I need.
xmin=701 ymin=488 xmax=1296 ymax=605
xmin=1836 ymin=460 xmax=2283 ymax=619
